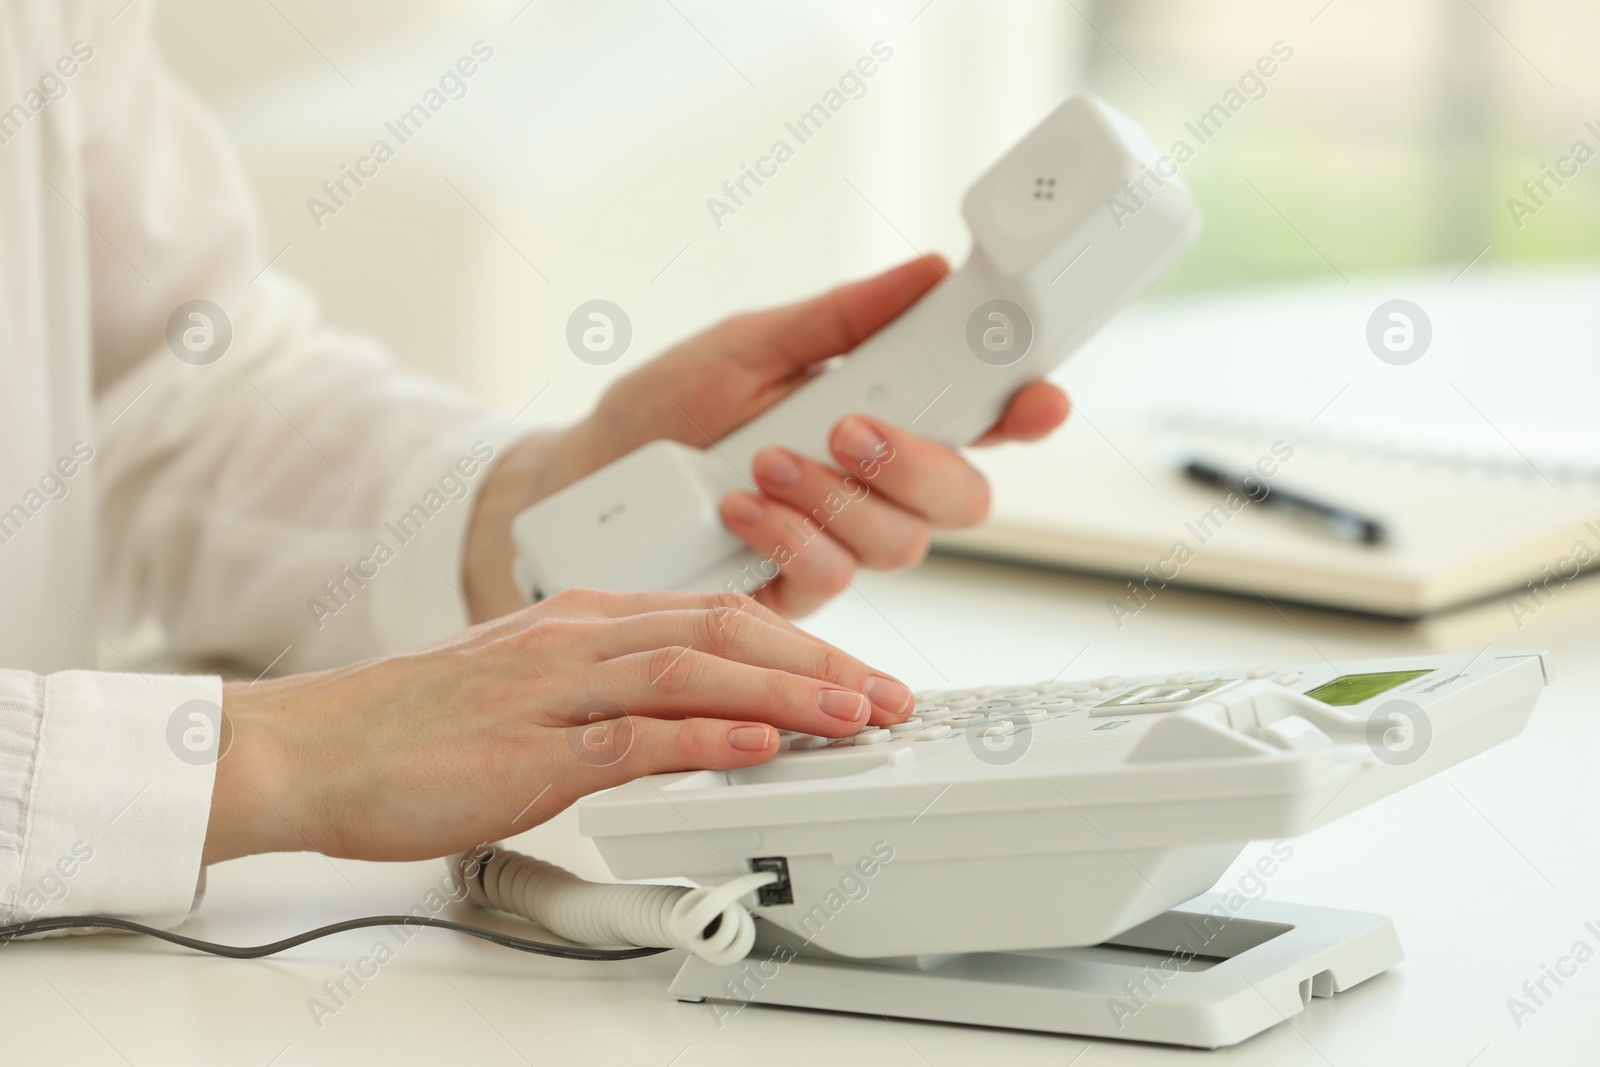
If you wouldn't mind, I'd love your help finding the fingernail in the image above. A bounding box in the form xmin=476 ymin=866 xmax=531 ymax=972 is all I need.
xmin=835 ymin=417 xmax=887 ymax=464
xmin=728 ymin=725 xmax=773 ymax=752
xmin=723 ymin=491 xmax=765 ymax=525
xmin=817 ymin=688 xmax=869 ymax=722
xmin=865 ymin=675 xmax=914 ymax=716
xmin=754 ymin=448 xmax=802 ymax=487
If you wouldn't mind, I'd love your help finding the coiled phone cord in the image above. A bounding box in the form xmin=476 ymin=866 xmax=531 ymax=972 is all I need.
xmin=0 ymin=844 xmax=773 ymax=965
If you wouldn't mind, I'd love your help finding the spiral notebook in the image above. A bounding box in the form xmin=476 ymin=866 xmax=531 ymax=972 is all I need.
xmin=933 ymin=410 xmax=1600 ymax=618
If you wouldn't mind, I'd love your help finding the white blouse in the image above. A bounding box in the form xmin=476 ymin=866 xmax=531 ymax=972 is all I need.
xmin=0 ymin=0 xmax=515 ymax=926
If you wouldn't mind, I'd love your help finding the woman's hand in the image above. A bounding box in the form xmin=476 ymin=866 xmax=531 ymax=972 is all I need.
xmin=204 ymin=589 xmax=914 ymax=866
xmin=465 ymin=255 xmax=1070 ymax=620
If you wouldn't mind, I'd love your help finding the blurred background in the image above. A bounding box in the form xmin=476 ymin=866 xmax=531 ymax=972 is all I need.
xmin=153 ymin=0 xmax=1600 ymax=429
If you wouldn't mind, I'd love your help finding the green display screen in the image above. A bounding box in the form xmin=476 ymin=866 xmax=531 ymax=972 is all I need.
xmin=1304 ymin=669 xmax=1433 ymax=706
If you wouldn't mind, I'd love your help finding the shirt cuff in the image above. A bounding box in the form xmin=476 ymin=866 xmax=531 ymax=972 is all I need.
xmin=6 ymin=670 xmax=221 ymax=926
xmin=367 ymin=418 xmax=530 ymax=654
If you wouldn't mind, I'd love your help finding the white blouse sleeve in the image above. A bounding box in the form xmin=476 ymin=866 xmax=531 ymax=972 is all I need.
xmin=0 ymin=670 xmax=219 ymax=927
xmin=0 ymin=1 xmax=526 ymax=927
xmin=82 ymin=3 xmax=522 ymax=674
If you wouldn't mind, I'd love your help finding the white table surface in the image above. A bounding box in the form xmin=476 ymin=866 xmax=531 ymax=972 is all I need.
xmin=6 ymin=549 xmax=1598 ymax=1066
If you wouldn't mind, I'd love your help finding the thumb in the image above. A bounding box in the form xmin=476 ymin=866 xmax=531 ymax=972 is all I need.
xmin=735 ymin=254 xmax=948 ymax=375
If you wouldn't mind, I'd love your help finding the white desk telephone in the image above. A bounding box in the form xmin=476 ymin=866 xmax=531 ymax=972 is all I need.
xmin=464 ymin=649 xmax=1547 ymax=1047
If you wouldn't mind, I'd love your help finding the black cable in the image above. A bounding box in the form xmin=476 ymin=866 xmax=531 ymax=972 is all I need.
xmin=0 ymin=914 xmax=667 ymax=962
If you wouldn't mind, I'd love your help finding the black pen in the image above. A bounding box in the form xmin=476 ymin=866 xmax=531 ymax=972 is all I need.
xmin=1180 ymin=456 xmax=1388 ymax=546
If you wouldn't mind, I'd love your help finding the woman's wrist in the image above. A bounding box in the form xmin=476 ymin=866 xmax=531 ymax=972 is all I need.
xmin=462 ymin=422 xmax=606 ymax=622
xmin=203 ymin=677 xmax=306 ymax=865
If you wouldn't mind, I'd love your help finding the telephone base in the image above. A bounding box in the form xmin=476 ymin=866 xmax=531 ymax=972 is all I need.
xmin=669 ymin=894 xmax=1401 ymax=1049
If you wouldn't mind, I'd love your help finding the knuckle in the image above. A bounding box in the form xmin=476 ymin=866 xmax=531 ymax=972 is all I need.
xmin=760 ymin=667 xmax=803 ymax=713
xmin=504 ymin=601 xmax=546 ymax=628
xmin=514 ymin=616 xmax=574 ymax=649
xmin=587 ymin=587 xmax=629 ymax=610
xmin=566 ymin=706 xmax=636 ymax=769
xmin=671 ymin=721 xmax=714 ymax=767
xmin=817 ymin=556 xmax=855 ymax=598
xmin=645 ymin=644 xmax=697 ymax=694
xmin=961 ymin=478 xmax=993 ymax=527
xmin=543 ymin=587 xmax=594 ymax=612
xmin=887 ymin=524 xmax=932 ymax=571
xmin=699 ymin=591 xmax=759 ymax=645
xmin=815 ymin=645 xmax=856 ymax=684
xmin=711 ymin=590 xmax=759 ymax=616
xmin=715 ymin=311 xmax=763 ymax=349
xmin=723 ymin=604 xmax=758 ymax=655
xmin=696 ymin=608 xmax=729 ymax=655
